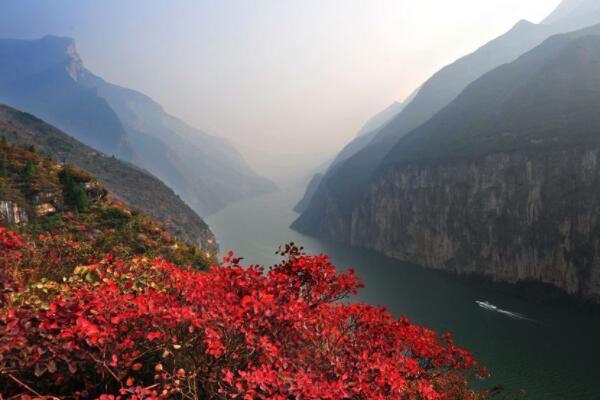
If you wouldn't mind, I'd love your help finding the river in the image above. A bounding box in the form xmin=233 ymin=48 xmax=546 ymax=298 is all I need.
xmin=207 ymin=187 xmax=600 ymax=400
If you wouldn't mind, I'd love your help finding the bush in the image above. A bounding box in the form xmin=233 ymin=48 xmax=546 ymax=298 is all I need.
xmin=98 ymin=207 xmax=132 ymax=229
xmin=0 ymin=229 xmax=487 ymax=400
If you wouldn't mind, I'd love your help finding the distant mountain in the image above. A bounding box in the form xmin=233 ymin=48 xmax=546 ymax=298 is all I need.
xmin=0 ymin=103 xmax=217 ymax=254
xmin=0 ymin=36 xmax=134 ymax=161
xmin=293 ymin=88 xmax=420 ymax=212
xmin=333 ymin=89 xmax=421 ymax=168
xmin=293 ymin=0 xmax=600 ymax=236
xmin=355 ymin=102 xmax=404 ymax=138
xmin=543 ymin=0 xmax=587 ymax=25
xmin=348 ymin=27 xmax=600 ymax=303
xmin=293 ymin=173 xmax=323 ymax=213
xmin=79 ymin=73 xmax=277 ymax=215
xmin=382 ymin=25 xmax=600 ymax=167
xmin=0 ymin=36 xmax=276 ymax=216
xmin=355 ymin=87 xmax=419 ymax=138
xmin=543 ymin=0 xmax=600 ymax=30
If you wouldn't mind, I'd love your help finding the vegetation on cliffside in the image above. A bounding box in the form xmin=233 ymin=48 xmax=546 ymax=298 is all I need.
xmin=0 ymin=104 xmax=217 ymax=253
xmin=0 ymin=141 xmax=212 ymax=271
xmin=0 ymin=146 xmax=486 ymax=399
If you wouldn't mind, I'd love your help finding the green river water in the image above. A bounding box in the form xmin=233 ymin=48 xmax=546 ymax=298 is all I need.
xmin=207 ymin=188 xmax=600 ymax=400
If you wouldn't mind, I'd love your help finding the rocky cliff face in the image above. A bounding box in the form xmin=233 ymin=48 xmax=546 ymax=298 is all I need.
xmin=294 ymin=27 xmax=600 ymax=305
xmin=0 ymin=200 xmax=28 ymax=223
xmin=1 ymin=169 xmax=108 ymax=225
xmin=352 ymin=147 xmax=600 ymax=303
xmin=294 ymin=2 xmax=600 ymax=231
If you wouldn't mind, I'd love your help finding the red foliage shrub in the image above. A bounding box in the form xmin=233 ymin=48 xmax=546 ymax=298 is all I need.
xmin=0 ymin=229 xmax=486 ymax=399
xmin=0 ymin=226 xmax=26 ymax=302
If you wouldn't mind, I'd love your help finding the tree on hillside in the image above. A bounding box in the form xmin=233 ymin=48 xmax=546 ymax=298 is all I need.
xmin=22 ymin=160 xmax=34 ymax=179
xmin=0 ymin=154 xmax=7 ymax=178
xmin=59 ymin=167 xmax=89 ymax=212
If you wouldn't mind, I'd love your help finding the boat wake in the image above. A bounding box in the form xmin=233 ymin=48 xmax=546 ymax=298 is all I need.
xmin=476 ymin=300 xmax=531 ymax=320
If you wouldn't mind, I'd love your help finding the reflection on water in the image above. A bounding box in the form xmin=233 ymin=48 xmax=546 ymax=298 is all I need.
xmin=207 ymin=188 xmax=600 ymax=400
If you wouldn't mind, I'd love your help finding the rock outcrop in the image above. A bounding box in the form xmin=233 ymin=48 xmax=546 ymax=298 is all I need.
xmin=0 ymin=200 xmax=27 ymax=223
xmin=353 ymin=148 xmax=600 ymax=302
xmin=1 ymin=168 xmax=108 ymax=224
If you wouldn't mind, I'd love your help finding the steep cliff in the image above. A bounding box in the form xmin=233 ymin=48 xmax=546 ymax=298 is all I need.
xmin=299 ymin=30 xmax=600 ymax=303
xmin=293 ymin=173 xmax=323 ymax=213
xmin=294 ymin=0 xmax=600 ymax=238
xmin=354 ymin=149 xmax=600 ymax=302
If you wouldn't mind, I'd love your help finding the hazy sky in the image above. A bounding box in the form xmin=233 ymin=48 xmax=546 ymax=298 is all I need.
xmin=0 ymin=0 xmax=561 ymax=177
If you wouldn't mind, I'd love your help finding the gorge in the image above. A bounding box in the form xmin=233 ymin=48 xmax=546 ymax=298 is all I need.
xmin=210 ymin=187 xmax=600 ymax=400
xmin=294 ymin=4 xmax=600 ymax=304
xmin=2 ymin=1 xmax=600 ymax=399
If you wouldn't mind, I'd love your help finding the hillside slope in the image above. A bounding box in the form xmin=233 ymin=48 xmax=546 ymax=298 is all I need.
xmin=351 ymin=31 xmax=600 ymax=303
xmin=354 ymin=87 xmax=419 ymax=139
xmin=294 ymin=0 xmax=600 ymax=235
xmin=0 ymin=36 xmax=134 ymax=161
xmin=80 ymin=73 xmax=277 ymax=215
xmin=0 ymin=104 xmax=217 ymax=254
xmin=0 ymin=36 xmax=275 ymax=216
xmin=0 ymin=140 xmax=212 ymax=270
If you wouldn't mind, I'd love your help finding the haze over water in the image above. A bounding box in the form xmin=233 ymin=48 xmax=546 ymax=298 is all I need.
xmin=208 ymin=188 xmax=600 ymax=400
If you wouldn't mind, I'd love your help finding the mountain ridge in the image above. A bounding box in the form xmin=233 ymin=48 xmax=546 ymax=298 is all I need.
xmin=80 ymin=71 xmax=277 ymax=214
xmin=350 ymin=30 xmax=600 ymax=303
xmin=293 ymin=0 xmax=600 ymax=236
xmin=382 ymin=27 xmax=600 ymax=168
xmin=0 ymin=36 xmax=135 ymax=161
xmin=0 ymin=35 xmax=276 ymax=216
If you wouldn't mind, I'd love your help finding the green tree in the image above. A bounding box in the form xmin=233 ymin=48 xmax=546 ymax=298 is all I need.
xmin=0 ymin=136 xmax=7 ymax=147
xmin=60 ymin=167 xmax=89 ymax=212
xmin=22 ymin=160 xmax=34 ymax=178
xmin=0 ymin=154 xmax=7 ymax=178
xmin=72 ymin=185 xmax=89 ymax=212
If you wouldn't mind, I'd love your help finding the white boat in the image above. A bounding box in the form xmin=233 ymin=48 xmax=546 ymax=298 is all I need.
xmin=476 ymin=300 xmax=498 ymax=311
xmin=476 ymin=301 xmax=532 ymax=320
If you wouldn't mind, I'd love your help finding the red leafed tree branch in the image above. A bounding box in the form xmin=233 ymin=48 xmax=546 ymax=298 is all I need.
xmin=0 ymin=227 xmax=488 ymax=399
